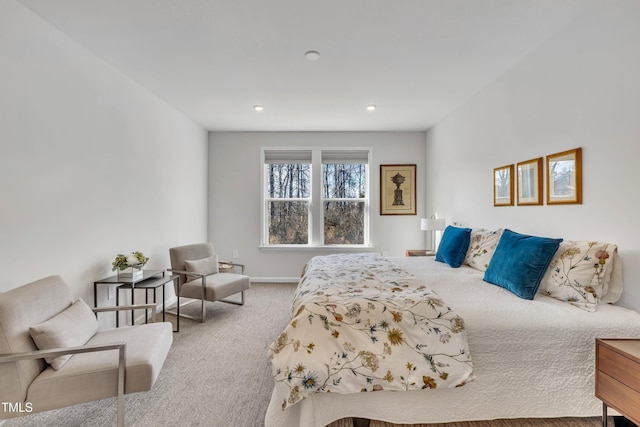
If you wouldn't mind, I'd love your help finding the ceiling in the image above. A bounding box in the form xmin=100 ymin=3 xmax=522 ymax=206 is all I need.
xmin=18 ymin=0 xmax=595 ymax=132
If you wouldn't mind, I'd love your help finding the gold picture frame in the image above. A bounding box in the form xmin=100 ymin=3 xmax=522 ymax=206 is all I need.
xmin=517 ymin=157 xmax=543 ymax=206
xmin=546 ymin=148 xmax=582 ymax=205
xmin=380 ymin=164 xmax=416 ymax=215
xmin=493 ymin=164 xmax=514 ymax=207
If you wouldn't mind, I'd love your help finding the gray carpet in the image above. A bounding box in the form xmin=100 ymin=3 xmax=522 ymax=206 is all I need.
xmin=3 ymin=283 xmax=610 ymax=427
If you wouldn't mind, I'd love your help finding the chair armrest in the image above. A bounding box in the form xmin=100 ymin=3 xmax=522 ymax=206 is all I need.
xmin=93 ymin=304 xmax=157 ymax=322
xmin=167 ymin=268 xmax=213 ymax=300
xmin=167 ymin=268 xmax=217 ymax=279
xmin=0 ymin=342 xmax=125 ymax=363
xmin=0 ymin=343 xmax=127 ymax=427
xmin=167 ymin=268 xmax=190 ymax=276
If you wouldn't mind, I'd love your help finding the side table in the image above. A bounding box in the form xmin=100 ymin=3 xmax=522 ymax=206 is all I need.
xmin=94 ymin=270 xmax=180 ymax=332
xmin=595 ymin=338 xmax=640 ymax=427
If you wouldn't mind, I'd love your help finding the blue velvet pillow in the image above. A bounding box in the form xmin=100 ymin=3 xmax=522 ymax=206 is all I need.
xmin=435 ymin=226 xmax=472 ymax=268
xmin=483 ymin=229 xmax=562 ymax=300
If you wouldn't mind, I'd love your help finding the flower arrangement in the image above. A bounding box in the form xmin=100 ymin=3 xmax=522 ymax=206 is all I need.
xmin=112 ymin=251 xmax=149 ymax=272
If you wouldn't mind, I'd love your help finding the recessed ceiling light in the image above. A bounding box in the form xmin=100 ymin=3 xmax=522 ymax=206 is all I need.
xmin=366 ymin=104 xmax=376 ymax=111
xmin=253 ymin=105 xmax=264 ymax=112
xmin=305 ymin=50 xmax=320 ymax=61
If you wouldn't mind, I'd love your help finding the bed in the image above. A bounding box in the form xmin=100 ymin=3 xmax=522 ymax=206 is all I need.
xmin=265 ymin=229 xmax=640 ymax=427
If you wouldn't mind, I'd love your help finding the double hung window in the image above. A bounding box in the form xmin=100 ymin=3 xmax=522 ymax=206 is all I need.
xmin=263 ymin=150 xmax=311 ymax=245
xmin=262 ymin=148 xmax=370 ymax=247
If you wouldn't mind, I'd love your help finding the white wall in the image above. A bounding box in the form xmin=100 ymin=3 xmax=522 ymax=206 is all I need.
xmin=209 ymin=132 xmax=427 ymax=280
xmin=0 ymin=0 xmax=208 ymax=321
xmin=426 ymin=0 xmax=640 ymax=311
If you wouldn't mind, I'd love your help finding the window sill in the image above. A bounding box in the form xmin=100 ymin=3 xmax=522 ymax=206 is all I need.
xmin=259 ymin=245 xmax=375 ymax=252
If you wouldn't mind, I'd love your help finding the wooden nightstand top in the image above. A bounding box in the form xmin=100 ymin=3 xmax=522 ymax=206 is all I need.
xmin=598 ymin=339 xmax=640 ymax=363
xmin=405 ymin=250 xmax=436 ymax=257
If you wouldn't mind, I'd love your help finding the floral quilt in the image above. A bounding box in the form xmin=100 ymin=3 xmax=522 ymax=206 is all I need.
xmin=267 ymin=253 xmax=475 ymax=410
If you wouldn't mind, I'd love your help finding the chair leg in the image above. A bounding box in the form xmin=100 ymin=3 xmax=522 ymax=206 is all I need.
xmin=167 ymin=291 xmax=245 ymax=325
xmin=165 ymin=298 xmax=206 ymax=324
xmin=220 ymin=290 xmax=245 ymax=306
xmin=117 ymin=345 xmax=126 ymax=427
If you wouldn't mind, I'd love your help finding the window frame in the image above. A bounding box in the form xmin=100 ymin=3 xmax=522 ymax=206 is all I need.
xmin=261 ymin=147 xmax=371 ymax=248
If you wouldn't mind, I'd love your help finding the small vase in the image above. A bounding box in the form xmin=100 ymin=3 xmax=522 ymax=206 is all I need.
xmin=117 ymin=267 xmax=143 ymax=281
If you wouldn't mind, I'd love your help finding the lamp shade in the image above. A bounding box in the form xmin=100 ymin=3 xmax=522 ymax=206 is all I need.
xmin=421 ymin=217 xmax=446 ymax=231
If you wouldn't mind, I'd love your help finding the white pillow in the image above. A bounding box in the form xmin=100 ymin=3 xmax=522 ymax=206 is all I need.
xmin=29 ymin=299 xmax=99 ymax=370
xmin=464 ymin=228 xmax=503 ymax=271
xmin=541 ymin=241 xmax=617 ymax=312
xmin=184 ymin=255 xmax=219 ymax=282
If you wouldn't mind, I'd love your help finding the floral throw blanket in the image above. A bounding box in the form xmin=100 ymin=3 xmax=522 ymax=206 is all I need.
xmin=267 ymin=253 xmax=475 ymax=410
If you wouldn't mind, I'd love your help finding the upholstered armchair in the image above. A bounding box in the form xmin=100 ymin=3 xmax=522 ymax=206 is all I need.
xmin=168 ymin=243 xmax=250 ymax=325
xmin=0 ymin=275 xmax=173 ymax=427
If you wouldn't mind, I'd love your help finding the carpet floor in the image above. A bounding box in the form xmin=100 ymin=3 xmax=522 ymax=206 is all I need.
xmin=3 ymin=283 xmax=612 ymax=427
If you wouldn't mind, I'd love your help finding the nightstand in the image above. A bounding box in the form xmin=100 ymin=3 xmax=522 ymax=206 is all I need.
xmin=595 ymin=338 xmax=640 ymax=427
xmin=405 ymin=250 xmax=436 ymax=257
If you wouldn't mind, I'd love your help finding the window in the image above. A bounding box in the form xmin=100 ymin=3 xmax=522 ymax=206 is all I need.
xmin=262 ymin=148 xmax=370 ymax=247
xmin=322 ymin=151 xmax=367 ymax=245
xmin=264 ymin=150 xmax=311 ymax=245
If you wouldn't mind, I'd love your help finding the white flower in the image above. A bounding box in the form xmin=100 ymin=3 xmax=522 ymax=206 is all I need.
xmin=127 ymin=254 xmax=141 ymax=266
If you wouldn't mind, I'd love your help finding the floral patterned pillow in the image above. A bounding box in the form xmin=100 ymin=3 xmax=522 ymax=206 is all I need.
xmin=464 ymin=228 xmax=503 ymax=271
xmin=541 ymin=241 xmax=617 ymax=312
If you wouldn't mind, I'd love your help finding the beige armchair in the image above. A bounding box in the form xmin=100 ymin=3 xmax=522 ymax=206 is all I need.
xmin=0 ymin=275 xmax=173 ymax=426
xmin=168 ymin=243 xmax=250 ymax=326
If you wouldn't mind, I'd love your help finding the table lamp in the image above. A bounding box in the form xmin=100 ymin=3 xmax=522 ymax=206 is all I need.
xmin=421 ymin=216 xmax=446 ymax=251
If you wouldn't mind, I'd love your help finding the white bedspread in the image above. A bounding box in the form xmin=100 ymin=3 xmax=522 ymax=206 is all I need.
xmin=267 ymin=253 xmax=474 ymax=410
xmin=265 ymin=256 xmax=640 ymax=427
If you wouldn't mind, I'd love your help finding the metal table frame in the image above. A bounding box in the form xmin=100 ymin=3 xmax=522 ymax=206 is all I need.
xmin=93 ymin=270 xmax=180 ymax=332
